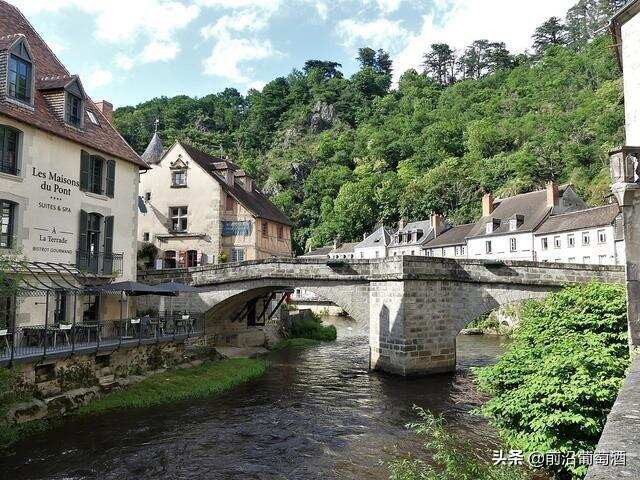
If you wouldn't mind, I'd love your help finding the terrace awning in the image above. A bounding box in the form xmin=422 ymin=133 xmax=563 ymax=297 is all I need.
xmin=93 ymin=281 xmax=177 ymax=297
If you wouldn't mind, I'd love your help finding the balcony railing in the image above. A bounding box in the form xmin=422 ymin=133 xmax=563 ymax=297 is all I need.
xmin=76 ymin=251 xmax=123 ymax=276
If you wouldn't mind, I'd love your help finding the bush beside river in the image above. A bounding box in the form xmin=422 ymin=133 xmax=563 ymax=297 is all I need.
xmin=474 ymin=283 xmax=629 ymax=479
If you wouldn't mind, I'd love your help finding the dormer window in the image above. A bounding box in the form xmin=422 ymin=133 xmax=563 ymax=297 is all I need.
xmin=66 ymin=92 xmax=83 ymax=127
xmin=8 ymin=39 xmax=33 ymax=104
xmin=171 ymin=169 xmax=187 ymax=187
xmin=485 ymin=218 xmax=501 ymax=234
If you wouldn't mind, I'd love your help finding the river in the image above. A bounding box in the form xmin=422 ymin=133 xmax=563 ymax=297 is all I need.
xmin=1 ymin=318 xmax=511 ymax=480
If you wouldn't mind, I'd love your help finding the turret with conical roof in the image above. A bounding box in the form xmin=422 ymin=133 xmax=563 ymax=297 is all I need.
xmin=141 ymin=119 xmax=164 ymax=165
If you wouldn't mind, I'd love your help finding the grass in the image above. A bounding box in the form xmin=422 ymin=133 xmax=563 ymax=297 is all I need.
xmin=270 ymin=338 xmax=321 ymax=351
xmin=76 ymin=358 xmax=267 ymax=415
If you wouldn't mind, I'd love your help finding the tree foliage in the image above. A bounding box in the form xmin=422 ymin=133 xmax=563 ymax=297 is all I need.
xmin=114 ymin=0 xmax=624 ymax=254
xmin=474 ymin=283 xmax=630 ymax=479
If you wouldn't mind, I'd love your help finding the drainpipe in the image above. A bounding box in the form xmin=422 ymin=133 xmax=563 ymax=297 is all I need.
xmin=71 ymin=293 xmax=77 ymax=357
xmin=43 ymin=291 xmax=50 ymax=361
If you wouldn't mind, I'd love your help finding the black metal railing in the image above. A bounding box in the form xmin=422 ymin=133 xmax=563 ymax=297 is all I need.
xmin=76 ymin=251 xmax=123 ymax=276
xmin=0 ymin=312 xmax=205 ymax=365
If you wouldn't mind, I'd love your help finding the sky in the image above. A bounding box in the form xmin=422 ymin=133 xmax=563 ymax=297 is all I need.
xmin=8 ymin=0 xmax=576 ymax=108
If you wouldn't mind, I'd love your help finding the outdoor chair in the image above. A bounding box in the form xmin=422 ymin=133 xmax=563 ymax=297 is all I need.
xmin=130 ymin=318 xmax=141 ymax=337
xmin=0 ymin=329 xmax=10 ymax=355
xmin=58 ymin=324 xmax=72 ymax=346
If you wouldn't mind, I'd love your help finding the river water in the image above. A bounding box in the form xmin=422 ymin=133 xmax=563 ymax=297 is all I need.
xmin=1 ymin=319 xmax=511 ymax=480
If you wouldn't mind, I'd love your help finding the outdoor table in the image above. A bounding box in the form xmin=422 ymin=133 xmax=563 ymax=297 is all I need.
xmin=73 ymin=323 xmax=101 ymax=343
xmin=21 ymin=325 xmax=58 ymax=347
xmin=175 ymin=317 xmax=194 ymax=334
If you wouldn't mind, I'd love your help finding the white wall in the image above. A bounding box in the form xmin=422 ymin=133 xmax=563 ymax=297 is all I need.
xmin=426 ymin=245 xmax=467 ymax=259
xmin=467 ymin=232 xmax=535 ymax=261
xmin=354 ymin=245 xmax=386 ymax=259
xmin=622 ymin=13 xmax=640 ymax=145
xmin=535 ymin=226 xmax=620 ymax=265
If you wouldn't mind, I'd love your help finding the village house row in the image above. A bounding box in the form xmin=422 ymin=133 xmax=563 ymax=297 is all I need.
xmin=305 ymin=182 xmax=626 ymax=266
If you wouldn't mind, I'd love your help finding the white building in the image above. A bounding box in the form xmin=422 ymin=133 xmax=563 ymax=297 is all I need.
xmin=465 ymin=183 xmax=586 ymax=261
xmin=534 ymin=204 xmax=624 ymax=265
xmin=424 ymin=223 xmax=474 ymax=258
xmin=353 ymin=226 xmax=392 ymax=259
xmin=0 ymin=1 xmax=146 ymax=328
xmin=388 ymin=215 xmax=446 ymax=257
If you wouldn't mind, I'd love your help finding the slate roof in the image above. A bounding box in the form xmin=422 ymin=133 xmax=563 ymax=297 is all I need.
xmin=142 ymin=132 xmax=164 ymax=164
xmin=467 ymin=186 xmax=571 ymax=239
xmin=300 ymin=246 xmax=332 ymax=257
xmin=179 ymin=142 xmax=292 ymax=226
xmin=355 ymin=226 xmax=392 ymax=249
xmin=425 ymin=223 xmax=475 ymax=248
xmin=331 ymin=242 xmax=358 ymax=254
xmin=389 ymin=220 xmax=434 ymax=247
xmin=0 ymin=1 xmax=146 ymax=168
xmin=535 ymin=204 xmax=620 ymax=235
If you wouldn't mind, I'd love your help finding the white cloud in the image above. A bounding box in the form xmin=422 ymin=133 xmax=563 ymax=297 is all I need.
xmin=392 ymin=0 xmax=575 ymax=82
xmin=370 ymin=0 xmax=402 ymax=13
xmin=85 ymin=67 xmax=113 ymax=89
xmin=9 ymin=0 xmax=199 ymax=65
xmin=247 ymin=80 xmax=266 ymax=91
xmin=140 ymin=40 xmax=180 ymax=63
xmin=196 ymin=0 xmax=281 ymax=10
xmin=337 ymin=18 xmax=409 ymax=50
xmin=201 ymin=10 xmax=268 ymax=40
xmin=114 ymin=53 xmax=134 ymax=70
xmin=315 ymin=1 xmax=328 ymax=20
xmin=202 ymin=37 xmax=276 ymax=82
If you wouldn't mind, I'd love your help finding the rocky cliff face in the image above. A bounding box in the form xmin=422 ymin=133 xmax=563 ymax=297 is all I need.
xmin=308 ymin=101 xmax=336 ymax=133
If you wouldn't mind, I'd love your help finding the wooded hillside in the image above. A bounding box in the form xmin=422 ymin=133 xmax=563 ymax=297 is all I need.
xmin=114 ymin=0 xmax=627 ymax=254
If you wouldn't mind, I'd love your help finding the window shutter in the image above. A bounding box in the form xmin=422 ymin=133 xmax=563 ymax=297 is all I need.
xmin=102 ymin=216 xmax=114 ymax=274
xmin=78 ymin=209 xmax=88 ymax=251
xmin=105 ymin=159 xmax=116 ymax=197
xmin=80 ymin=151 xmax=90 ymax=191
xmin=103 ymin=216 xmax=114 ymax=254
xmin=178 ymin=250 xmax=186 ymax=268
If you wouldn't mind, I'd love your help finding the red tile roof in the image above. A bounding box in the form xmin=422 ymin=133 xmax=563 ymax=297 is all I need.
xmin=0 ymin=1 xmax=147 ymax=168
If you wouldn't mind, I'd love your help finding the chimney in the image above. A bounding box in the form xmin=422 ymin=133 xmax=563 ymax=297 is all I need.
xmin=482 ymin=193 xmax=494 ymax=217
xmin=333 ymin=237 xmax=341 ymax=250
xmin=431 ymin=213 xmax=444 ymax=237
xmin=225 ymin=168 xmax=235 ymax=186
xmin=95 ymin=100 xmax=113 ymax=123
xmin=546 ymin=181 xmax=559 ymax=208
xmin=398 ymin=218 xmax=405 ymax=230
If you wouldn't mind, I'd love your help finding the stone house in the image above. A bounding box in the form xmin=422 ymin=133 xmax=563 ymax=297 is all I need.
xmin=388 ymin=215 xmax=446 ymax=257
xmin=138 ymin=139 xmax=292 ymax=268
xmin=465 ymin=183 xmax=586 ymax=261
xmin=534 ymin=204 xmax=625 ymax=265
xmin=424 ymin=223 xmax=474 ymax=258
xmin=0 ymin=1 xmax=147 ymax=327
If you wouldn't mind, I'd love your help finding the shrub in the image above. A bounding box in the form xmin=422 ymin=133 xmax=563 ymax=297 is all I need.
xmin=386 ymin=407 xmax=529 ymax=480
xmin=290 ymin=313 xmax=337 ymax=341
xmin=57 ymin=362 xmax=99 ymax=390
xmin=474 ymin=283 xmax=629 ymax=479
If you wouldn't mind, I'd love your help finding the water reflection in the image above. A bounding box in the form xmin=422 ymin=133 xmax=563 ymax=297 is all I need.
xmin=0 ymin=318 xmax=510 ymax=480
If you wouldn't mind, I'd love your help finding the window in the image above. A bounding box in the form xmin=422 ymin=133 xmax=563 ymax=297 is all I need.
xmin=144 ymin=192 xmax=151 ymax=201
xmin=171 ymin=170 xmax=187 ymax=187
xmin=509 ymin=218 xmax=517 ymax=232
xmin=554 ymin=236 xmax=561 ymax=249
xmin=485 ymin=240 xmax=492 ymax=254
xmin=455 ymin=246 xmax=460 ymax=256
xmin=86 ymin=110 xmax=99 ymax=125
xmin=0 ymin=293 xmax=14 ymax=330
xmin=599 ymin=255 xmax=607 ymax=265
xmin=583 ymin=256 xmax=591 ymax=264
xmin=54 ymin=292 xmax=67 ymax=325
xmin=582 ymin=232 xmax=590 ymax=246
xmin=8 ymin=53 xmax=32 ymax=103
xmin=231 ymin=248 xmax=245 ymax=262
xmin=261 ymin=221 xmax=268 ymax=237
xmin=277 ymin=224 xmax=284 ymax=240
xmin=461 ymin=246 xmax=466 ymax=255
xmin=186 ymin=250 xmax=198 ymax=268
xmin=541 ymin=237 xmax=548 ymax=250
xmin=164 ymin=250 xmax=177 ymax=269
xmin=0 ymin=125 xmax=19 ymax=175
xmin=597 ymin=229 xmax=606 ymax=244
xmin=568 ymin=234 xmax=575 ymax=248
xmin=510 ymin=238 xmax=517 ymax=252
xmin=568 ymin=257 xmax=575 ymax=263
xmin=0 ymin=200 xmax=15 ymax=248
xmin=225 ymin=194 xmax=234 ymax=211
xmin=80 ymin=152 xmax=105 ymax=195
xmin=143 ymin=232 xmax=150 ymax=242
xmin=170 ymin=207 xmax=188 ymax=232
xmin=66 ymin=92 xmax=83 ymax=127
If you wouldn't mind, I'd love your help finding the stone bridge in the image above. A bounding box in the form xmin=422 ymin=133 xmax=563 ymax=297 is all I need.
xmin=139 ymin=257 xmax=624 ymax=376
